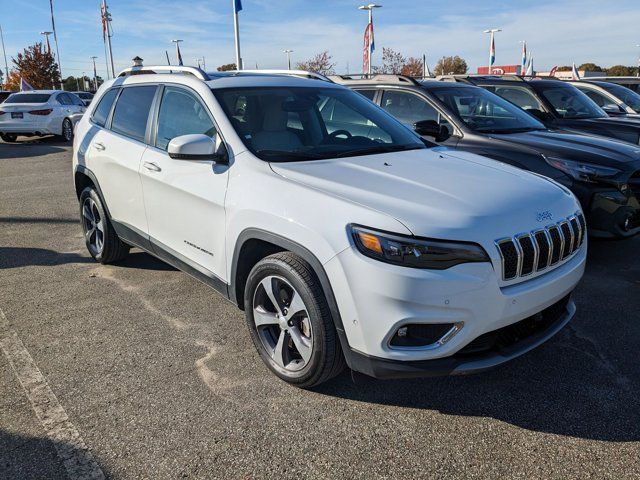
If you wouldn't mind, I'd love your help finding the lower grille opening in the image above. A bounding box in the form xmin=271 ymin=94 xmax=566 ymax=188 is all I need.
xmin=389 ymin=323 xmax=454 ymax=348
xmin=456 ymin=295 xmax=571 ymax=357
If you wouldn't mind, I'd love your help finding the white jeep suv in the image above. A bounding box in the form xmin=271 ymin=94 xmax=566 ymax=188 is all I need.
xmin=72 ymin=66 xmax=586 ymax=387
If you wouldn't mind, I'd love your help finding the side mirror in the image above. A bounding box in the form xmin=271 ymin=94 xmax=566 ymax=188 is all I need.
xmin=602 ymin=104 xmax=625 ymax=116
xmin=527 ymin=108 xmax=552 ymax=123
xmin=167 ymin=134 xmax=228 ymax=164
xmin=413 ymin=119 xmax=449 ymax=142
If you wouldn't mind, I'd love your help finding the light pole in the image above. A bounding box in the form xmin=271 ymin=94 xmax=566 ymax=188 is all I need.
xmin=283 ymin=49 xmax=293 ymax=70
xmin=171 ymin=39 xmax=183 ymax=66
xmin=484 ymin=28 xmax=501 ymax=74
xmin=636 ymin=44 xmax=640 ymax=78
xmin=358 ymin=3 xmax=381 ymax=76
xmin=0 ymin=24 xmax=8 ymax=88
xmin=40 ymin=32 xmax=55 ymax=88
xmin=90 ymin=56 xmax=98 ymax=91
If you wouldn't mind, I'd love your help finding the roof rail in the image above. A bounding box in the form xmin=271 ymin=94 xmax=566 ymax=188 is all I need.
xmin=329 ymin=74 xmax=420 ymax=86
xmin=232 ymin=69 xmax=333 ymax=82
xmin=117 ymin=65 xmax=211 ymax=81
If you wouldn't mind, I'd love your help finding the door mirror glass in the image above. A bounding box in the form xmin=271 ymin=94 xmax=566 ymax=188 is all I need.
xmin=413 ymin=119 xmax=449 ymax=141
xmin=168 ymin=134 xmax=228 ymax=163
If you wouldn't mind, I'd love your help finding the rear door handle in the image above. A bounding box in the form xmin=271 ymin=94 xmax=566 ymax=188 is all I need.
xmin=143 ymin=161 xmax=162 ymax=172
xmin=93 ymin=142 xmax=105 ymax=151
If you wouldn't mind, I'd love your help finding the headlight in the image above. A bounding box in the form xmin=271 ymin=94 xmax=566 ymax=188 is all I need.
xmin=350 ymin=225 xmax=490 ymax=270
xmin=543 ymin=156 xmax=621 ymax=183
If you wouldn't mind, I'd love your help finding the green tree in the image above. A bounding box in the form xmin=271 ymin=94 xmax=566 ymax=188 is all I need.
xmin=217 ymin=63 xmax=237 ymax=72
xmin=607 ymin=65 xmax=633 ymax=76
xmin=556 ymin=66 xmax=573 ymax=72
xmin=8 ymin=43 xmax=61 ymax=90
xmin=434 ymin=56 xmax=468 ymax=75
xmin=578 ymin=63 xmax=603 ymax=72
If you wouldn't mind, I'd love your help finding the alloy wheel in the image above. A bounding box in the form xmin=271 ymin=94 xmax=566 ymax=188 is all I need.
xmin=82 ymin=197 xmax=105 ymax=255
xmin=252 ymin=275 xmax=313 ymax=372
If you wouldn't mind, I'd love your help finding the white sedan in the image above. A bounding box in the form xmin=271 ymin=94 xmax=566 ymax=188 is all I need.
xmin=0 ymin=90 xmax=86 ymax=143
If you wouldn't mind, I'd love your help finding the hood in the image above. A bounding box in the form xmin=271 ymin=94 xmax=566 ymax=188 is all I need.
xmin=489 ymin=130 xmax=640 ymax=170
xmin=270 ymin=148 xmax=579 ymax=241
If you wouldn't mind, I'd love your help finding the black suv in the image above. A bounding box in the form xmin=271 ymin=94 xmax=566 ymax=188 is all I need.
xmin=332 ymin=74 xmax=640 ymax=238
xmin=446 ymin=76 xmax=640 ymax=146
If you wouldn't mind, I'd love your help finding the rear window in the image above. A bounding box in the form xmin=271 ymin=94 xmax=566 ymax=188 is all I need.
xmin=5 ymin=93 xmax=52 ymax=104
xmin=91 ymin=89 xmax=119 ymax=127
xmin=110 ymin=86 xmax=157 ymax=141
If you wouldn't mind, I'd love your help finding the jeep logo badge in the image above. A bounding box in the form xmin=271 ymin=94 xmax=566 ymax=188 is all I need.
xmin=536 ymin=211 xmax=553 ymax=222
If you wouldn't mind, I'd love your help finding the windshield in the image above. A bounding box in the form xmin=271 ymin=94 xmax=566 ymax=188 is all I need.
xmin=536 ymin=84 xmax=607 ymax=119
xmin=4 ymin=93 xmax=52 ymax=104
xmin=77 ymin=92 xmax=93 ymax=99
xmin=600 ymin=83 xmax=640 ymax=112
xmin=213 ymin=86 xmax=426 ymax=161
xmin=431 ymin=86 xmax=546 ymax=133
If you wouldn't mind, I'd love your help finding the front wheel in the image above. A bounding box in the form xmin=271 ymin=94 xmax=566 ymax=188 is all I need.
xmin=244 ymin=252 xmax=345 ymax=388
xmin=0 ymin=133 xmax=18 ymax=143
xmin=79 ymin=187 xmax=129 ymax=263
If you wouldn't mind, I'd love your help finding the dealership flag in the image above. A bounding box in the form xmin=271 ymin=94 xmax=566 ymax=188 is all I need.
xmin=20 ymin=77 xmax=34 ymax=91
xmin=525 ymin=55 xmax=534 ymax=76
xmin=363 ymin=22 xmax=374 ymax=74
xmin=234 ymin=0 xmax=242 ymax=12
xmin=571 ymin=62 xmax=581 ymax=80
xmin=521 ymin=41 xmax=527 ymax=75
xmin=489 ymin=35 xmax=495 ymax=67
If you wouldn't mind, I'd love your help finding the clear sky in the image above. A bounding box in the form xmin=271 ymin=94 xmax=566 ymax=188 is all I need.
xmin=1 ymin=0 xmax=639 ymax=79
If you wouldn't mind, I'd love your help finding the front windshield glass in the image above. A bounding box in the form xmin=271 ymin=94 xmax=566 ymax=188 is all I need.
xmin=600 ymin=83 xmax=640 ymax=112
xmin=431 ymin=86 xmax=546 ymax=133
xmin=5 ymin=93 xmax=52 ymax=104
xmin=213 ymin=86 xmax=426 ymax=161
xmin=536 ymin=84 xmax=607 ymax=119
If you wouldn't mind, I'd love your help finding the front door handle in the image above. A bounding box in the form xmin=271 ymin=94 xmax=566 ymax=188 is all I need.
xmin=143 ymin=161 xmax=162 ymax=172
xmin=93 ymin=142 xmax=105 ymax=151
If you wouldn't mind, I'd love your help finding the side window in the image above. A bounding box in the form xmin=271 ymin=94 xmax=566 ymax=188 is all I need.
xmin=110 ymin=86 xmax=157 ymax=142
xmin=357 ymin=90 xmax=377 ymax=101
xmin=494 ymin=86 xmax=543 ymax=111
xmin=155 ymin=87 xmax=216 ymax=151
xmin=582 ymin=89 xmax=608 ymax=107
xmin=57 ymin=93 xmax=72 ymax=105
xmin=92 ymin=89 xmax=119 ymax=127
xmin=381 ymin=90 xmax=439 ymax=126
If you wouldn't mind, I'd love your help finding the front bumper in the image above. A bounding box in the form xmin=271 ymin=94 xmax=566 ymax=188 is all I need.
xmin=324 ymin=243 xmax=586 ymax=376
xmin=586 ymin=189 xmax=640 ymax=238
xmin=347 ymin=295 xmax=575 ymax=378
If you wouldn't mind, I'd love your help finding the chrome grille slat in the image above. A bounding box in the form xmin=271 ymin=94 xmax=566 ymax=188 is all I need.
xmin=495 ymin=212 xmax=585 ymax=282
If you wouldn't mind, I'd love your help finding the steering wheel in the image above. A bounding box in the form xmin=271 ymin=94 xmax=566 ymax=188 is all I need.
xmin=328 ymin=129 xmax=353 ymax=140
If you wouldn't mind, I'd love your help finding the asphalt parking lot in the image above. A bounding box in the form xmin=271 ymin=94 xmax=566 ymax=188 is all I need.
xmin=1 ymin=136 xmax=639 ymax=479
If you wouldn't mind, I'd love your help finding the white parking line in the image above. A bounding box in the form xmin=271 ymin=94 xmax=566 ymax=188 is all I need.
xmin=0 ymin=308 xmax=105 ymax=480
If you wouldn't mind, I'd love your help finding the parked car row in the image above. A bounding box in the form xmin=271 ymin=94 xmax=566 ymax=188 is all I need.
xmin=329 ymin=74 xmax=640 ymax=239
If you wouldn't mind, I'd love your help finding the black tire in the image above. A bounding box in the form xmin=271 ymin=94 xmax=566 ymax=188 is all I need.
xmin=244 ymin=252 xmax=345 ymax=388
xmin=61 ymin=118 xmax=73 ymax=143
xmin=0 ymin=133 xmax=18 ymax=143
xmin=79 ymin=186 xmax=129 ymax=264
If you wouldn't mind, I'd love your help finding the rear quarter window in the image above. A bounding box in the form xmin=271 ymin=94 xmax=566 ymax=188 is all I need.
xmin=91 ymin=89 xmax=119 ymax=127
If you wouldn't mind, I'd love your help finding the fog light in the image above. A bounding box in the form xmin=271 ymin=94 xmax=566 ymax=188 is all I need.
xmin=397 ymin=326 xmax=408 ymax=337
xmin=390 ymin=323 xmax=455 ymax=348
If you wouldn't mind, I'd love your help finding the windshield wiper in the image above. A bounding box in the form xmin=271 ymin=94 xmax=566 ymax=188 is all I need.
xmin=256 ymin=150 xmax=326 ymax=162
xmin=335 ymin=144 xmax=424 ymax=158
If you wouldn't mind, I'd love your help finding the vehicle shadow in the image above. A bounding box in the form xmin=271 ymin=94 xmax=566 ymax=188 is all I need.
xmin=0 ymin=216 xmax=79 ymax=225
xmin=0 ymin=136 xmax=69 ymax=159
xmin=315 ymin=236 xmax=640 ymax=443
xmin=0 ymin=428 xmax=110 ymax=478
xmin=0 ymin=247 xmax=176 ymax=272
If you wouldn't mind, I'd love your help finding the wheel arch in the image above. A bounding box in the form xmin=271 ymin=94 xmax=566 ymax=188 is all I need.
xmin=74 ymin=165 xmax=113 ymax=219
xmin=230 ymin=229 xmax=353 ymax=363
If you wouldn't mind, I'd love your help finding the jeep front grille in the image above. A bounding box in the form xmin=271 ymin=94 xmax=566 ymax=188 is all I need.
xmin=496 ymin=212 xmax=585 ymax=281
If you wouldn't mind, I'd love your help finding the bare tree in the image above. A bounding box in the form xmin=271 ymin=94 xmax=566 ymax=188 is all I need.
xmin=434 ymin=56 xmax=468 ymax=76
xmin=373 ymin=47 xmax=406 ymax=74
xmin=296 ymin=51 xmax=336 ymax=75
